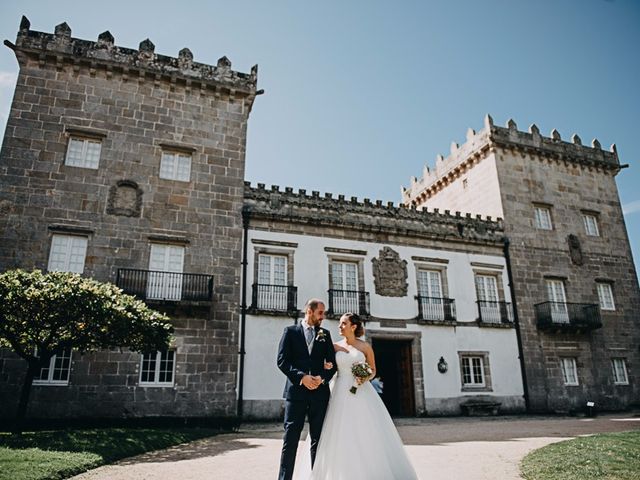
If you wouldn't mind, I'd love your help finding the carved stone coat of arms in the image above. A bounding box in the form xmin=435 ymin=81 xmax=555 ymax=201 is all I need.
xmin=372 ymin=247 xmax=408 ymax=297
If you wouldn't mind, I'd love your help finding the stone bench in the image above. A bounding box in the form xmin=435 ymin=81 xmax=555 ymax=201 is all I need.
xmin=460 ymin=401 xmax=501 ymax=416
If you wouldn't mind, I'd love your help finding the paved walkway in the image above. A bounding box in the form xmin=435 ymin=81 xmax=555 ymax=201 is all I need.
xmin=73 ymin=413 xmax=640 ymax=480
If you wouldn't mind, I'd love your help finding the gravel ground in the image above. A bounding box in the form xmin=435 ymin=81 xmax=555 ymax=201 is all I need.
xmin=72 ymin=413 xmax=640 ymax=480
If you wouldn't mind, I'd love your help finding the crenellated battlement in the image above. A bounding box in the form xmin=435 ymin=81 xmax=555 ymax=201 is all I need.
xmin=244 ymin=181 xmax=504 ymax=245
xmin=5 ymin=16 xmax=258 ymax=96
xmin=402 ymin=115 xmax=621 ymax=205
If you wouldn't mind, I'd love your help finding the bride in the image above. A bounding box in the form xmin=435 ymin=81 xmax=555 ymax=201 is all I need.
xmin=294 ymin=312 xmax=418 ymax=480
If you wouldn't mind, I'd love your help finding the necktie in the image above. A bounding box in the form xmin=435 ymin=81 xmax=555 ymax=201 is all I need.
xmin=305 ymin=327 xmax=314 ymax=353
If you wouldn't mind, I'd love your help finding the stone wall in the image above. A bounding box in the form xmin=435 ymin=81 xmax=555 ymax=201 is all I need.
xmin=0 ymin=18 xmax=258 ymax=419
xmin=495 ymin=147 xmax=640 ymax=412
xmin=404 ymin=116 xmax=640 ymax=412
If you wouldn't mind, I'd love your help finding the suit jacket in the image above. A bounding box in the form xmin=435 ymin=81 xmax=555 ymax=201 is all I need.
xmin=277 ymin=323 xmax=337 ymax=402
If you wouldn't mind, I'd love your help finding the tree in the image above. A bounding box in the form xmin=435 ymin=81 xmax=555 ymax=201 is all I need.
xmin=0 ymin=269 xmax=174 ymax=427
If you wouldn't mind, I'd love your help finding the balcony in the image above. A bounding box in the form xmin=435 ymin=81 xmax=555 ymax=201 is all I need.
xmin=535 ymin=301 xmax=602 ymax=332
xmin=328 ymin=289 xmax=370 ymax=317
xmin=416 ymin=296 xmax=456 ymax=322
xmin=116 ymin=268 xmax=213 ymax=302
xmin=477 ymin=300 xmax=514 ymax=325
xmin=250 ymin=284 xmax=298 ymax=314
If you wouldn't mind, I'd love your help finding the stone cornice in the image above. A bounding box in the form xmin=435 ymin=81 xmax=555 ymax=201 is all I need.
xmin=243 ymin=182 xmax=505 ymax=247
xmin=6 ymin=16 xmax=258 ymax=98
xmin=402 ymin=115 xmax=622 ymax=206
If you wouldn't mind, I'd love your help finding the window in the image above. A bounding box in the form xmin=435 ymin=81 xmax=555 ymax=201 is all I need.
xmin=160 ymin=151 xmax=191 ymax=181
xmin=611 ymin=358 xmax=629 ymax=385
xmin=417 ymin=269 xmax=446 ymax=320
xmin=331 ymin=261 xmax=358 ymax=291
xmin=256 ymin=254 xmax=288 ymax=310
xmin=65 ymin=136 xmax=102 ymax=169
xmin=330 ymin=261 xmax=360 ymax=314
xmin=33 ymin=348 xmax=72 ymax=386
xmin=597 ymin=282 xmax=615 ymax=311
xmin=147 ymin=244 xmax=185 ymax=301
xmin=561 ymin=358 xmax=579 ymax=386
xmin=461 ymin=356 xmax=485 ymax=387
xmin=583 ymin=214 xmax=600 ymax=237
xmin=258 ymin=254 xmax=287 ymax=286
xmin=534 ymin=205 xmax=553 ymax=230
xmin=140 ymin=351 xmax=175 ymax=386
xmin=475 ymin=274 xmax=504 ymax=322
xmin=475 ymin=275 xmax=498 ymax=303
xmin=546 ymin=279 xmax=569 ymax=323
xmin=48 ymin=234 xmax=88 ymax=273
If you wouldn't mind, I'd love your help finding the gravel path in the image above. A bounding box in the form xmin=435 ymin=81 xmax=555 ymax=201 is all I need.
xmin=72 ymin=413 xmax=640 ymax=480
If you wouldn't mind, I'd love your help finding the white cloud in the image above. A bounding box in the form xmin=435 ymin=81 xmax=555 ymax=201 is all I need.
xmin=622 ymin=200 xmax=640 ymax=216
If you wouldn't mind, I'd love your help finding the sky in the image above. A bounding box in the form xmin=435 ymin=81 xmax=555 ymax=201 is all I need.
xmin=0 ymin=0 xmax=638 ymax=275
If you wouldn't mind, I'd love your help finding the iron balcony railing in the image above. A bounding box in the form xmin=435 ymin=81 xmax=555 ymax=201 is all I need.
xmin=477 ymin=300 xmax=514 ymax=324
xmin=416 ymin=296 xmax=456 ymax=321
xmin=535 ymin=301 xmax=602 ymax=330
xmin=116 ymin=268 xmax=213 ymax=302
xmin=328 ymin=289 xmax=370 ymax=316
xmin=250 ymin=284 xmax=298 ymax=313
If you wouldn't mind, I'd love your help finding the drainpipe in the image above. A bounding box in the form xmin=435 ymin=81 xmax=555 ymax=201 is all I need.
xmin=503 ymin=237 xmax=530 ymax=412
xmin=237 ymin=206 xmax=250 ymax=420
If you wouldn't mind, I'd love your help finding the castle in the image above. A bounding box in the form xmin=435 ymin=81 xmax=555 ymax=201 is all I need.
xmin=0 ymin=19 xmax=637 ymax=420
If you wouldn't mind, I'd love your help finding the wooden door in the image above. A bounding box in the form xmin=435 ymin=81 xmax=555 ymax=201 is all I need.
xmin=398 ymin=341 xmax=415 ymax=416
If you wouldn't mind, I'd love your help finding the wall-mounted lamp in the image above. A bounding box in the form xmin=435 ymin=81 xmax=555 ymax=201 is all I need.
xmin=437 ymin=356 xmax=448 ymax=374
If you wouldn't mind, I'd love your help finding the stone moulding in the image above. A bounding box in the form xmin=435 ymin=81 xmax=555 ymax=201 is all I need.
xmin=243 ymin=182 xmax=505 ymax=246
xmin=402 ymin=115 xmax=622 ymax=206
xmin=106 ymin=180 xmax=143 ymax=218
xmin=372 ymin=246 xmax=408 ymax=297
xmin=7 ymin=16 xmax=258 ymax=98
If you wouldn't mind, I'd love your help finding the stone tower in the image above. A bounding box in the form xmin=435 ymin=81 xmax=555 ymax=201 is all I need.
xmin=402 ymin=115 xmax=640 ymax=412
xmin=0 ymin=17 xmax=258 ymax=418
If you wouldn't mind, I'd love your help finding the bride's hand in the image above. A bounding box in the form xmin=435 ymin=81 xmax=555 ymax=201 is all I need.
xmin=324 ymin=361 xmax=333 ymax=370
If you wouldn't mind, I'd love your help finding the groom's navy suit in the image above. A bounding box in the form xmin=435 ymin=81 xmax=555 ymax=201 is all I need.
xmin=277 ymin=322 xmax=337 ymax=480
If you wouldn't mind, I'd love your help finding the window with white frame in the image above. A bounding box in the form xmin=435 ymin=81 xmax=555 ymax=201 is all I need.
xmin=611 ymin=358 xmax=629 ymax=385
xmin=160 ymin=151 xmax=191 ymax=182
xmin=258 ymin=254 xmax=287 ymax=286
xmin=256 ymin=254 xmax=288 ymax=310
xmin=546 ymin=279 xmax=569 ymax=323
xmin=560 ymin=357 xmax=579 ymax=386
xmin=140 ymin=350 xmax=175 ymax=386
xmin=534 ymin=205 xmax=553 ymax=230
xmin=475 ymin=274 xmax=499 ymax=303
xmin=147 ymin=244 xmax=185 ymax=301
xmin=330 ymin=261 xmax=360 ymax=314
xmin=33 ymin=348 xmax=72 ymax=385
xmin=417 ymin=269 xmax=446 ymax=320
xmin=48 ymin=234 xmax=88 ymax=274
xmin=65 ymin=136 xmax=102 ymax=169
xmin=460 ymin=356 xmax=485 ymax=387
xmin=597 ymin=282 xmax=615 ymax=311
xmin=331 ymin=261 xmax=358 ymax=291
xmin=583 ymin=214 xmax=600 ymax=237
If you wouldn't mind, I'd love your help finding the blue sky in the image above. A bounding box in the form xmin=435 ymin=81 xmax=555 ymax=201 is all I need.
xmin=1 ymin=0 xmax=638 ymax=275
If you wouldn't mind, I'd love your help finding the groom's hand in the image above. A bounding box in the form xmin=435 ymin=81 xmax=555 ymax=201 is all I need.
xmin=301 ymin=374 xmax=323 ymax=390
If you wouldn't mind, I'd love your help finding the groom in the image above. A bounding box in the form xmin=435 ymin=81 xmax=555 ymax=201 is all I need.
xmin=277 ymin=298 xmax=337 ymax=480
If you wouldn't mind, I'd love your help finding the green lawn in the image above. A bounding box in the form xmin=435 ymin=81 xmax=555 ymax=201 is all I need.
xmin=521 ymin=430 xmax=640 ymax=480
xmin=0 ymin=427 xmax=221 ymax=480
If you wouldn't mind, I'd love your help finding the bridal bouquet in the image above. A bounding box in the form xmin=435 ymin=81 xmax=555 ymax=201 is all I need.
xmin=350 ymin=361 xmax=373 ymax=394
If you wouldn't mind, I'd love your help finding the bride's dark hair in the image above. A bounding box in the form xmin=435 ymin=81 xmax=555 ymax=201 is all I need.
xmin=343 ymin=312 xmax=364 ymax=337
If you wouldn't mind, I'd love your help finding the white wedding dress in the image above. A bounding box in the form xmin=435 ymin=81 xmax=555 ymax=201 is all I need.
xmin=294 ymin=345 xmax=419 ymax=480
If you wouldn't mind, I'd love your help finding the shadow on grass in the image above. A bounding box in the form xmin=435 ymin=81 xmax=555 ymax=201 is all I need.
xmin=0 ymin=427 xmax=226 ymax=464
